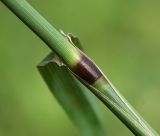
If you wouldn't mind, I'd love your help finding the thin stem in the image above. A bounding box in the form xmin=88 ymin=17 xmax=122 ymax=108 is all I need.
xmin=1 ymin=0 xmax=81 ymax=67
xmin=1 ymin=0 xmax=159 ymax=136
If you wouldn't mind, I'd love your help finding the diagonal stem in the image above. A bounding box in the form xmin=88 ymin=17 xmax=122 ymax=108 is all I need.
xmin=1 ymin=0 xmax=159 ymax=135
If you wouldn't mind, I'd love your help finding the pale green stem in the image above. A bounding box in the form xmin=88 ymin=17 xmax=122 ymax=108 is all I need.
xmin=1 ymin=0 xmax=80 ymax=67
xmin=1 ymin=0 xmax=159 ymax=136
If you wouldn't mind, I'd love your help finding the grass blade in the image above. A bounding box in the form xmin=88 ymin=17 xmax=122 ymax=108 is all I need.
xmin=37 ymin=52 xmax=106 ymax=136
xmin=72 ymin=72 xmax=159 ymax=136
xmin=1 ymin=0 xmax=159 ymax=135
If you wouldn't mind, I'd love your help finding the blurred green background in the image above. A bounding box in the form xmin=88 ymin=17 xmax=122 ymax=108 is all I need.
xmin=0 ymin=0 xmax=160 ymax=136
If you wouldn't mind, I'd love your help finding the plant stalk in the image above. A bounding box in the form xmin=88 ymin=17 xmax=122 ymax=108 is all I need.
xmin=1 ymin=0 xmax=159 ymax=135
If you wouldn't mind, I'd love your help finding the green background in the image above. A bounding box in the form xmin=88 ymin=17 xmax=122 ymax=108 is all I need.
xmin=0 ymin=0 xmax=160 ymax=135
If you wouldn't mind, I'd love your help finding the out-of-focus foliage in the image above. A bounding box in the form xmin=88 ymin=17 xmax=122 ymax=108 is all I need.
xmin=0 ymin=0 xmax=160 ymax=136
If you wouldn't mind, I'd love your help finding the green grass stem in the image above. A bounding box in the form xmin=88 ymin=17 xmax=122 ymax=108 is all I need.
xmin=1 ymin=0 xmax=159 ymax=135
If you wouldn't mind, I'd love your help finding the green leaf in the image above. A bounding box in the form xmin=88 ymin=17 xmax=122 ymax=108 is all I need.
xmin=37 ymin=52 xmax=106 ymax=136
